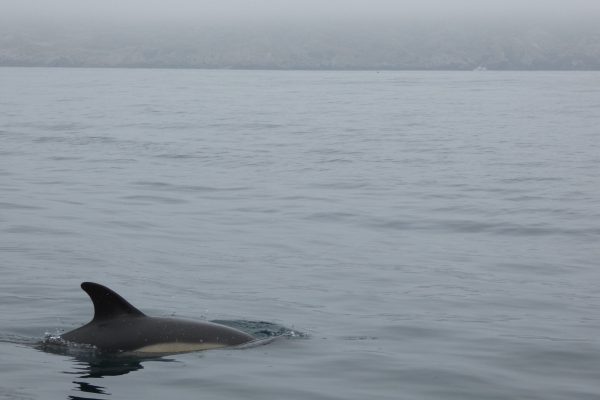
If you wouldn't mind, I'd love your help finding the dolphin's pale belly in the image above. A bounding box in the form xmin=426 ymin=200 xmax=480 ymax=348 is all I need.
xmin=134 ymin=342 xmax=227 ymax=353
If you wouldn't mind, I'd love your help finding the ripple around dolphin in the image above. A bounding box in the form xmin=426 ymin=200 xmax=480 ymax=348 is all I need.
xmin=9 ymin=320 xmax=303 ymax=400
xmin=0 ymin=320 xmax=302 ymax=354
xmin=32 ymin=320 xmax=303 ymax=361
xmin=211 ymin=320 xmax=307 ymax=340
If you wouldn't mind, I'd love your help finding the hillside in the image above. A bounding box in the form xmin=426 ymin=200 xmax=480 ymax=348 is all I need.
xmin=2 ymin=20 xmax=599 ymax=70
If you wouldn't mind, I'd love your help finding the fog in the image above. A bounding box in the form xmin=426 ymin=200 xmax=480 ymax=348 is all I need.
xmin=2 ymin=0 xmax=600 ymax=69
xmin=2 ymin=0 xmax=600 ymax=24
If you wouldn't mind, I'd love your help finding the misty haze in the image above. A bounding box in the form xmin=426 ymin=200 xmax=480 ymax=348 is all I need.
xmin=2 ymin=0 xmax=600 ymax=70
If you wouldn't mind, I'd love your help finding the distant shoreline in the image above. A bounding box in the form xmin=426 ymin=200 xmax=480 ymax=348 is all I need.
xmin=3 ymin=20 xmax=600 ymax=72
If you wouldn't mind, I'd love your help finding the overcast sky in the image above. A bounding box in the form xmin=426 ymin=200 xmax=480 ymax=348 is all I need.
xmin=2 ymin=0 xmax=600 ymax=24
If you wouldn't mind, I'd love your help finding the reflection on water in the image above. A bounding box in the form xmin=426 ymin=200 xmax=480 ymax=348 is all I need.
xmin=66 ymin=358 xmax=149 ymax=400
xmin=39 ymin=341 xmax=173 ymax=399
xmin=68 ymin=357 xmax=145 ymax=379
xmin=70 ymin=382 xmax=107 ymax=400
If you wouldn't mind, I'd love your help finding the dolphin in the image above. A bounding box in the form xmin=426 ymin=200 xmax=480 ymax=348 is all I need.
xmin=60 ymin=282 xmax=255 ymax=354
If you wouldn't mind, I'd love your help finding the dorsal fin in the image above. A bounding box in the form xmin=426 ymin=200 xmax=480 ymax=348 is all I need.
xmin=81 ymin=282 xmax=145 ymax=321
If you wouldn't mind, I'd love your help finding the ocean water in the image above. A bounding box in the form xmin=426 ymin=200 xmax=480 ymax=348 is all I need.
xmin=1 ymin=68 xmax=599 ymax=399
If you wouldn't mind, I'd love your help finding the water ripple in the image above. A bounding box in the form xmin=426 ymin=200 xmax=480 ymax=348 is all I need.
xmin=133 ymin=181 xmax=249 ymax=193
xmin=0 ymin=202 xmax=44 ymax=210
xmin=120 ymin=195 xmax=187 ymax=205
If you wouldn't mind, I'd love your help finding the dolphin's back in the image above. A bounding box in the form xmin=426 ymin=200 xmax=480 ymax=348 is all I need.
xmin=62 ymin=316 xmax=254 ymax=352
xmin=60 ymin=282 xmax=255 ymax=353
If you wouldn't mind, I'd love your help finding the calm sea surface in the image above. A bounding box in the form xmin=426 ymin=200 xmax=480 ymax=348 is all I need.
xmin=1 ymin=68 xmax=599 ymax=399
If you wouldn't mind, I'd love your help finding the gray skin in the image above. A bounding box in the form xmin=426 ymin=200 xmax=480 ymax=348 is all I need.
xmin=61 ymin=282 xmax=255 ymax=353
